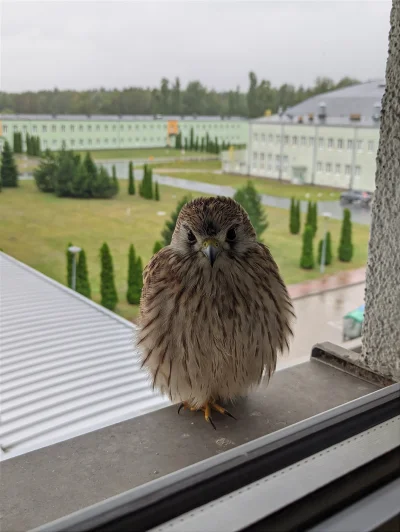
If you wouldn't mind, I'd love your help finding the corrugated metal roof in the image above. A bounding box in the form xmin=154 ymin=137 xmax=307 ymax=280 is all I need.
xmin=252 ymin=80 xmax=385 ymax=126
xmin=0 ymin=253 xmax=169 ymax=461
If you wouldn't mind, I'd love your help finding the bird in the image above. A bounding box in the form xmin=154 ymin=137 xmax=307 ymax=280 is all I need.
xmin=138 ymin=196 xmax=294 ymax=429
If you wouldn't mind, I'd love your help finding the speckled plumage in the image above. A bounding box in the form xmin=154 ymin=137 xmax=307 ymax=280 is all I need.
xmin=138 ymin=196 xmax=294 ymax=409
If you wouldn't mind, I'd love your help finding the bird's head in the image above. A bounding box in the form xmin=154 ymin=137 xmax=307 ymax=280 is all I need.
xmin=171 ymin=196 xmax=257 ymax=267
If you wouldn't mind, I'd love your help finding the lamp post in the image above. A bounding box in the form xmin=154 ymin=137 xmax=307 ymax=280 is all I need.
xmin=320 ymin=212 xmax=331 ymax=274
xmin=68 ymin=245 xmax=81 ymax=291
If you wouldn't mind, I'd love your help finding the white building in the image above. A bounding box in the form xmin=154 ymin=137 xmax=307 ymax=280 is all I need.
xmin=223 ymin=80 xmax=385 ymax=192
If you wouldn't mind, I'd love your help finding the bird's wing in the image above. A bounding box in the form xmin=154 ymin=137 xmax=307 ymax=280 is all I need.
xmin=140 ymin=246 xmax=172 ymax=313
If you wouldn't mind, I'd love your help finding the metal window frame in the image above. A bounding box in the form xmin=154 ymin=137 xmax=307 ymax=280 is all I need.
xmin=32 ymin=383 xmax=399 ymax=532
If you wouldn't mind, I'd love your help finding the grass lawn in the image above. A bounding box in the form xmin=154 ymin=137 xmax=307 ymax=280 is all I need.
xmin=151 ymin=159 xmax=221 ymax=171
xmin=158 ymin=170 xmax=342 ymax=201
xmin=77 ymin=148 xmax=210 ymax=160
xmin=0 ymin=180 xmax=369 ymax=322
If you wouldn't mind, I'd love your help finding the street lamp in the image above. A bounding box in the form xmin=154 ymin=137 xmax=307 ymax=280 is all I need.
xmin=68 ymin=245 xmax=81 ymax=291
xmin=320 ymin=212 xmax=331 ymax=274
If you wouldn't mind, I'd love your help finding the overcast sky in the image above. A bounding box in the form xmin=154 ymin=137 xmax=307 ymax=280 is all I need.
xmin=1 ymin=0 xmax=391 ymax=93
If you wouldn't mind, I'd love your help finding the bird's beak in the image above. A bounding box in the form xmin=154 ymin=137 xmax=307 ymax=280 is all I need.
xmin=202 ymin=238 xmax=219 ymax=267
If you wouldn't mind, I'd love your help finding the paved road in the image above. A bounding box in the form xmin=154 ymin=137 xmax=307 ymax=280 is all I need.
xmin=22 ymin=163 xmax=371 ymax=226
xmin=278 ymin=282 xmax=365 ymax=369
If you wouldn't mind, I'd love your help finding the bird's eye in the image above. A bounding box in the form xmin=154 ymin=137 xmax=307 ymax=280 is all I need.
xmin=226 ymin=227 xmax=236 ymax=242
xmin=187 ymin=230 xmax=196 ymax=243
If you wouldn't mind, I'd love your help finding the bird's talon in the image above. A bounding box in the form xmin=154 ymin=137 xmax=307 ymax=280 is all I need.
xmin=211 ymin=402 xmax=237 ymax=420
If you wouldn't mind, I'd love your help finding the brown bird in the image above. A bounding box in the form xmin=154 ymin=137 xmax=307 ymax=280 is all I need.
xmin=138 ymin=196 xmax=294 ymax=428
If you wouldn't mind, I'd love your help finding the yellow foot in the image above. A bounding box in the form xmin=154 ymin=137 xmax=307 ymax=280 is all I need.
xmin=178 ymin=401 xmax=236 ymax=430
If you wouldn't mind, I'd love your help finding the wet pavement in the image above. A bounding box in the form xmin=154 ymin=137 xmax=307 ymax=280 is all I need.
xmin=281 ymin=282 xmax=366 ymax=368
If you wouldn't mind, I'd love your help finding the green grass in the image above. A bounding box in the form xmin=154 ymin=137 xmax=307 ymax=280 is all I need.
xmin=151 ymin=159 xmax=221 ymax=171
xmin=0 ymin=181 xmax=369 ymax=322
xmin=158 ymin=171 xmax=342 ymax=201
xmin=77 ymin=148 xmax=211 ymax=160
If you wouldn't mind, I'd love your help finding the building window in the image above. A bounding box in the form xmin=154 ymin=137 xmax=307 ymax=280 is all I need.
xmin=78 ymin=125 xmax=83 ymax=132
xmin=345 ymin=165 xmax=351 ymax=176
xmin=52 ymin=139 xmax=57 ymax=146
xmin=355 ymin=166 xmax=361 ymax=176
xmin=33 ymin=126 xmax=37 ymax=132
xmin=284 ymin=135 xmax=289 ymax=145
xmin=128 ymin=125 xmax=132 ymax=130
xmin=96 ymin=138 xmax=100 ymax=144
xmin=42 ymin=125 xmax=47 ymax=132
xmin=88 ymin=139 xmax=92 ymax=145
xmin=292 ymin=136 xmax=298 ymax=146
xmin=337 ymin=139 xmax=343 ymax=150
xmin=328 ymin=138 xmax=333 ymax=149
xmin=357 ymin=140 xmax=363 ymax=151
xmin=268 ymin=134 xmax=273 ymax=142
xmin=112 ymin=125 xmax=116 ymax=131
xmin=253 ymin=152 xmax=258 ymax=168
xmin=3 ymin=125 xmax=7 ymax=133
xmin=79 ymin=139 xmax=84 ymax=145
xmin=317 ymin=161 xmax=322 ymax=172
xmin=254 ymin=133 xmax=258 ymax=142
xmin=120 ymin=125 xmax=124 ymax=131
xmin=260 ymin=153 xmax=265 ymax=169
xmin=96 ymin=125 xmax=100 ymax=131
xmin=326 ymin=162 xmax=332 ymax=173
xmin=104 ymin=125 xmax=108 ymax=131
xmin=283 ymin=155 xmax=289 ymax=169
xmin=261 ymin=134 xmax=265 ymax=143
xmin=268 ymin=154 xmax=272 ymax=161
xmin=368 ymin=140 xmax=375 ymax=152
xmin=88 ymin=125 xmax=92 ymax=132
xmin=309 ymin=136 xmax=314 ymax=146
xmin=61 ymin=125 xmax=65 ymax=132
xmin=23 ymin=125 xmax=27 ymax=132
xmin=301 ymin=136 xmax=306 ymax=146
xmin=43 ymin=140 xmax=48 ymax=147
xmin=335 ymin=164 xmax=341 ymax=174
xmin=70 ymin=139 xmax=75 ymax=146
xmin=112 ymin=138 xmax=117 ymax=144
xmin=276 ymin=135 xmax=280 ymax=144
xmin=347 ymin=139 xmax=353 ymax=150
xmin=319 ymin=137 xmax=324 ymax=148
xmin=70 ymin=125 xmax=75 ymax=132
xmin=275 ymin=155 xmax=281 ymax=169
xmin=104 ymin=138 xmax=108 ymax=144
xmin=52 ymin=125 xmax=56 ymax=132
xmin=13 ymin=125 xmax=18 ymax=131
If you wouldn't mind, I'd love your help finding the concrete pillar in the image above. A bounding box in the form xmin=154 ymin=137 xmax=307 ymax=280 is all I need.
xmin=361 ymin=2 xmax=400 ymax=381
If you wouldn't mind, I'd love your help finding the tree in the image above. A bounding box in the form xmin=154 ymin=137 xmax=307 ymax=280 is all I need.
xmin=13 ymin=132 xmax=22 ymax=153
xmin=100 ymin=243 xmax=118 ymax=310
xmin=92 ymin=166 xmax=118 ymax=198
xmin=295 ymin=200 xmax=301 ymax=234
xmin=154 ymin=181 xmax=160 ymax=201
xmin=195 ymin=136 xmax=199 ymax=151
xmin=200 ymin=137 xmax=205 ymax=152
xmin=289 ymin=197 xmax=297 ymax=234
xmin=318 ymin=231 xmax=332 ymax=266
xmin=184 ymin=137 xmax=189 ymax=151
xmin=233 ymin=181 xmax=268 ymax=239
xmin=175 ymin=132 xmax=182 ymax=150
xmin=153 ymin=241 xmax=163 ymax=254
xmin=312 ymin=202 xmax=318 ymax=236
xmin=26 ymin=133 xmax=32 ymax=155
xmin=70 ymin=161 xmax=90 ymax=198
xmin=33 ymin=150 xmax=57 ymax=192
xmin=161 ymin=195 xmax=191 ymax=246
xmin=83 ymin=152 xmax=98 ymax=193
xmin=300 ymin=225 xmax=315 ymax=269
xmin=0 ymin=141 xmax=19 ymax=187
xmin=140 ymin=165 xmax=153 ymax=199
xmin=76 ymin=249 xmax=91 ymax=298
xmin=127 ymin=244 xmax=138 ymax=304
xmin=338 ymin=208 xmax=353 ymax=262
xmin=247 ymin=71 xmax=259 ymax=118
xmin=305 ymin=200 xmax=313 ymax=229
xmin=112 ymin=164 xmax=119 ymax=194
xmin=66 ymin=242 xmax=73 ymax=287
xmin=190 ymin=127 xmax=194 ymax=150
xmin=128 ymin=161 xmax=135 ymax=195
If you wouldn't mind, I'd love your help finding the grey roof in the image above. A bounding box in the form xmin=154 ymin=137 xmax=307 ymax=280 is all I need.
xmin=251 ymin=114 xmax=380 ymax=128
xmin=0 ymin=114 xmax=247 ymax=122
xmin=0 ymin=252 xmax=169 ymax=461
xmin=253 ymin=80 xmax=385 ymax=126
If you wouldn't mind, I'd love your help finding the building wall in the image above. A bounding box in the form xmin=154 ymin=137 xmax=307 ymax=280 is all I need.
xmin=247 ymin=121 xmax=379 ymax=191
xmin=0 ymin=116 xmax=248 ymax=152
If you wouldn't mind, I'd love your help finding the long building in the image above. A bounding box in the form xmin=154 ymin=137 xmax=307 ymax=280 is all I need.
xmin=223 ymin=80 xmax=385 ymax=192
xmin=0 ymin=114 xmax=248 ymax=151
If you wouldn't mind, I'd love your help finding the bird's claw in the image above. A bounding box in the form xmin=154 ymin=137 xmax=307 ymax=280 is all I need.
xmin=177 ymin=401 xmax=236 ymax=429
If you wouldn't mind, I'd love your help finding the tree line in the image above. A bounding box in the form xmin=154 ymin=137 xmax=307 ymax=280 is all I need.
xmin=0 ymin=74 xmax=359 ymax=118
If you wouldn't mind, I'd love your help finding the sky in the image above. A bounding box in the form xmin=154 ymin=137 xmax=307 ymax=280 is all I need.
xmin=0 ymin=0 xmax=392 ymax=93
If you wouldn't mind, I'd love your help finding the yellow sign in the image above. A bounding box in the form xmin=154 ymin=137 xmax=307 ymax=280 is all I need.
xmin=264 ymin=109 xmax=272 ymax=116
xmin=167 ymin=120 xmax=179 ymax=135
